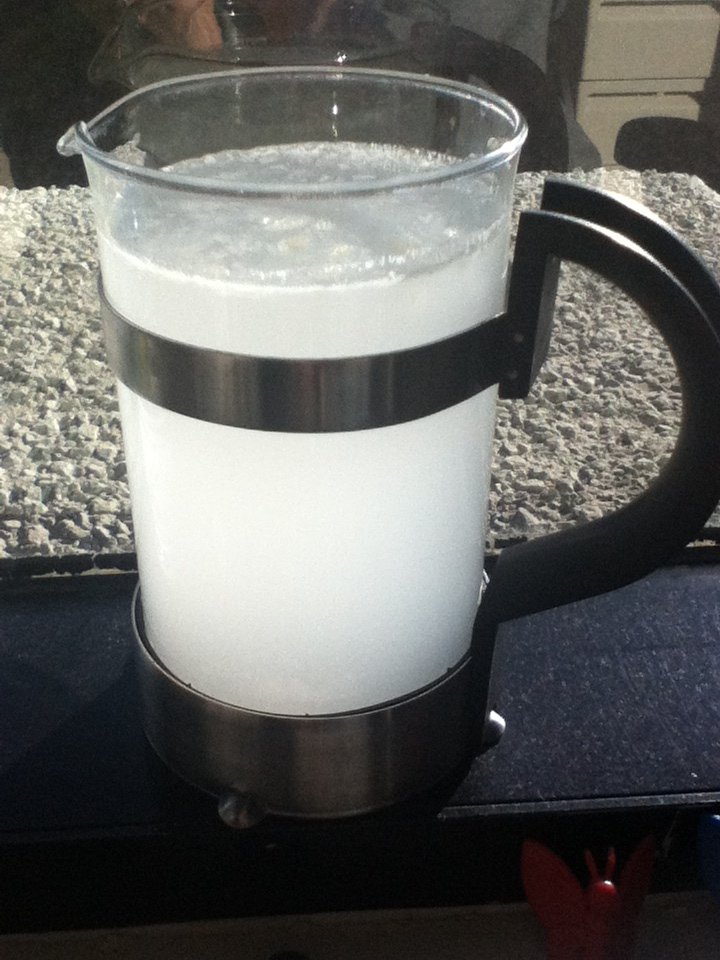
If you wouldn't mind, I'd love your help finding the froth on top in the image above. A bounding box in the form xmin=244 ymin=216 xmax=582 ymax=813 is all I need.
xmin=111 ymin=141 xmax=503 ymax=285
xmin=165 ymin=141 xmax=461 ymax=188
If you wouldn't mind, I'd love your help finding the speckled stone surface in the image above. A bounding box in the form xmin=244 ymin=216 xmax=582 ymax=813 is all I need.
xmin=1 ymin=168 xmax=720 ymax=559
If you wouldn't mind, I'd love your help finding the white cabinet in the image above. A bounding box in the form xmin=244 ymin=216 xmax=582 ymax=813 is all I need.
xmin=574 ymin=1 xmax=720 ymax=163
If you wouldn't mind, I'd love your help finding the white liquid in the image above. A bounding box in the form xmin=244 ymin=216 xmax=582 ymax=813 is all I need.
xmin=99 ymin=142 xmax=509 ymax=714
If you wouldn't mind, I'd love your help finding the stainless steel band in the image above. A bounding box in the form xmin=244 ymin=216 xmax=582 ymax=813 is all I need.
xmin=132 ymin=588 xmax=476 ymax=820
xmin=99 ymin=279 xmax=511 ymax=432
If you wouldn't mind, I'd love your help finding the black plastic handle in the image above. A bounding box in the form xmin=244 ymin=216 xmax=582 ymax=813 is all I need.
xmin=471 ymin=179 xmax=720 ymax=745
xmin=472 ymin=180 xmax=720 ymax=700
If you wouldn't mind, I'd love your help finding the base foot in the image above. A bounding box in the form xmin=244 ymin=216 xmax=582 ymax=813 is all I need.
xmin=482 ymin=709 xmax=506 ymax=750
xmin=218 ymin=791 xmax=268 ymax=829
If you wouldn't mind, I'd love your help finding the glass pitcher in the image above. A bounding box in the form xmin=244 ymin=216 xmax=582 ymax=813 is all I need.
xmin=59 ymin=67 xmax=720 ymax=822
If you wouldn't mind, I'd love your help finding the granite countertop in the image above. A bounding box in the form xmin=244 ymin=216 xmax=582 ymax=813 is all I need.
xmin=2 ymin=168 xmax=720 ymax=561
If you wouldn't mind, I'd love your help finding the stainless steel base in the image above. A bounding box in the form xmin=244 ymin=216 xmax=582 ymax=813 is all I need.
xmin=132 ymin=590 xmax=486 ymax=822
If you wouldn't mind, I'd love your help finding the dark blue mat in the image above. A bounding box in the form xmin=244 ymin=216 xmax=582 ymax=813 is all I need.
xmin=0 ymin=561 xmax=718 ymax=930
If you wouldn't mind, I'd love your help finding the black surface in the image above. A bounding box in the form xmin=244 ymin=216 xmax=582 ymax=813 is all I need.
xmin=0 ymin=560 xmax=719 ymax=931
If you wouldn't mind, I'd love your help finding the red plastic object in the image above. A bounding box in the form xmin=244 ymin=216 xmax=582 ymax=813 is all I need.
xmin=521 ymin=836 xmax=655 ymax=960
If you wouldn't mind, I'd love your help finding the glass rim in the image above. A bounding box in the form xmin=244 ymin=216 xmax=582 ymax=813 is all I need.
xmin=65 ymin=66 xmax=528 ymax=198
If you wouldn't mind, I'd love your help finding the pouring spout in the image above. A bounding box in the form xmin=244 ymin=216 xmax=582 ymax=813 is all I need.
xmin=56 ymin=122 xmax=87 ymax=158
